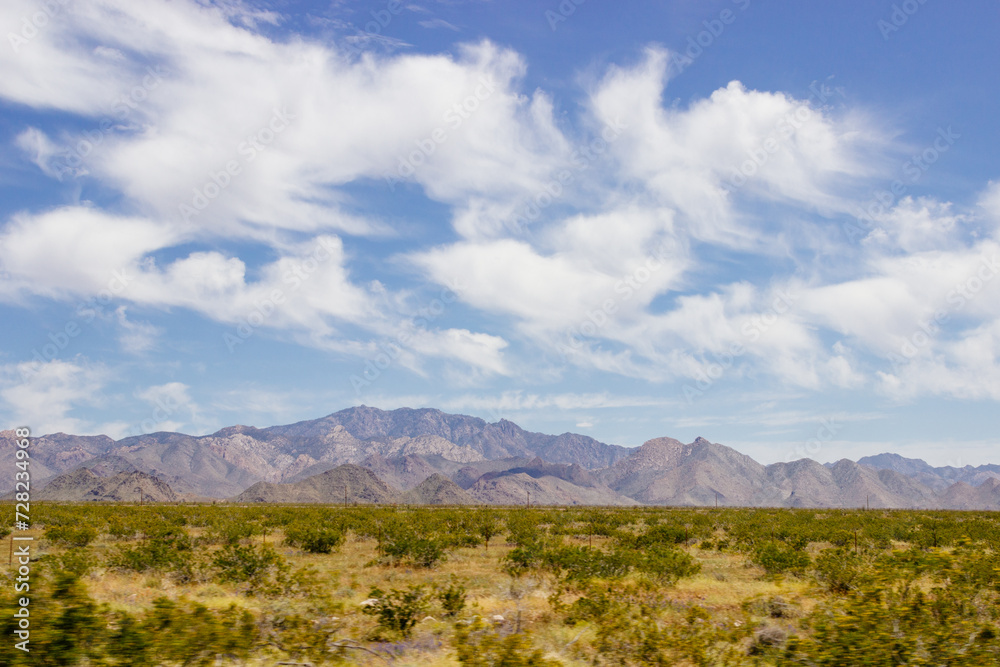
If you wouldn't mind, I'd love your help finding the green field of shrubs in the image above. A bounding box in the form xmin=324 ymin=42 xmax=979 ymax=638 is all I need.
xmin=3 ymin=503 xmax=1000 ymax=665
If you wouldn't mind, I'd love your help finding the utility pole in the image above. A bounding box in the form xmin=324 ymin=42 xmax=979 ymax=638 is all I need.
xmin=715 ymin=491 xmax=719 ymax=508
xmin=526 ymin=490 xmax=530 ymax=508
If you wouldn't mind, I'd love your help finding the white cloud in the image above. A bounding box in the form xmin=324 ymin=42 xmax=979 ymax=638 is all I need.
xmin=129 ymin=381 xmax=199 ymax=436
xmin=0 ymin=359 xmax=115 ymax=436
xmin=114 ymin=306 xmax=159 ymax=354
xmin=590 ymin=50 xmax=876 ymax=240
xmin=14 ymin=127 xmax=68 ymax=178
xmin=3 ymin=0 xmax=1000 ymax=408
xmin=0 ymin=206 xmax=179 ymax=299
xmin=441 ymin=391 xmax=680 ymax=414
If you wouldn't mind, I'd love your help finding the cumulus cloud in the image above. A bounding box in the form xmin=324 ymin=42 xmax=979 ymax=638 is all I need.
xmin=0 ymin=359 xmax=121 ymax=436
xmin=2 ymin=0 xmax=999 ymax=407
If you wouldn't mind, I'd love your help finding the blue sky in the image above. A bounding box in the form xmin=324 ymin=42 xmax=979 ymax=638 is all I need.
xmin=2 ymin=0 xmax=999 ymax=466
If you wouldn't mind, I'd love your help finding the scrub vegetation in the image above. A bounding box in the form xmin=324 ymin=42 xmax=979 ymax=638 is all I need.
xmin=3 ymin=503 xmax=1000 ymax=665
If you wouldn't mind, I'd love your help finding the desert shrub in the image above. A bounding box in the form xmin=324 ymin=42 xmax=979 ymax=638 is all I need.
xmin=453 ymin=618 xmax=562 ymax=666
xmin=503 ymin=543 xmax=546 ymax=578
xmin=381 ymin=528 xmax=447 ymax=568
xmin=779 ymin=580 xmax=1000 ymax=665
xmin=951 ymin=548 xmax=1000 ymax=590
xmin=751 ymin=541 xmax=811 ymax=577
xmin=208 ymin=519 xmax=258 ymax=545
xmin=284 ymin=525 xmax=344 ymax=553
xmin=506 ymin=514 xmax=548 ymax=547
xmin=0 ymin=568 xmax=106 ymax=667
xmin=361 ymin=586 xmax=429 ymax=639
xmin=438 ymin=581 xmax=468 ymax=618
xmin=814 ymin=547 xmax=866 ymax=593
xmin=635 ymin=545 xmax=701 ymax=585
xmin=106 ymin=515 xmax=140 ymax=540
xmin=212 ymin=543 xmax=291 ymax=595
xmin=45 ymin=524 xmax=98 ymax=547
xmin=107 ymin=598 xmax=257 ymax=667
xmin=0 ymin=562 xmax=260 ymax=667
xmin=107 ymin=527 xmax=194 ymax=578
xmin=50 ymin=548 xmax=97 ymax=578
xmin=265 ymin=612 xmax=346 ymax=665
xmin=635 ymin=524 xmax=688 ymax=547
xmin=474 ymin=509 xmax=501 ymax=550
xmin=543 ymin=546 xmax=633 ymax=581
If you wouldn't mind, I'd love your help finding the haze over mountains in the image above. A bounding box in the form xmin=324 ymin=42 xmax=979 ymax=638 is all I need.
xmin=3 ymin=406 xmax=999 ymax=509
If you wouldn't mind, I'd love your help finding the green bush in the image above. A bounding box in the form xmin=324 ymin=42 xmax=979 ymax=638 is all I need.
xmin=381 ymin=529 xmax=447 ymax=568
xmin=438 ymin=581 xmax=468 ymax=618
xmin=503 ymin=543 xmax=546 ymax=578
xmin=635 ymin=524 xmax=688 ymax=547
xmin=636 ymin=545 xmax=701 ymax=585
xmin=453 ymin=618 xmax=562 ymax=666
xmin=284 ymin=525 xmax=344 ymax=553
xmin=45 ymin=524 xmax=98 ymax=547
xmin=212 ymin=543 xmax=290 ymax=595
xmin=107 ymin=528 xmax=193 ymax=578
xmin=751 ymin=541 xmax=811 ymax=577
xmin=542 ymin=546 xmax=633 ymax=581
xmin=361 ymin=586 xmax=429 ymax=639
xmin=814 ymin=547 xmax=866 ymax=593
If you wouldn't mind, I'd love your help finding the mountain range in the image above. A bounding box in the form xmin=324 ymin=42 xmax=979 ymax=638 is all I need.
xmin=3 ymin=406 xmax=999 ymax=509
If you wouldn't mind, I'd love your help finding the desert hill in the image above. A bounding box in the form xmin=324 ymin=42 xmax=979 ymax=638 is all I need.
xmin=235 ymin=464 xmax=397 ymax=504
xmin=31 ymin=468 xmax=178 ymax=502
xmin=399 ymin=473 xmax=475 ymax=505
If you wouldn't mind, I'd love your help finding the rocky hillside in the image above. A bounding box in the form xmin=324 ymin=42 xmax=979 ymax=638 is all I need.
xmin=858 ymin=453 xmax=1000 ymax=492
xmin=399 ymin=474 xmax=476 ymax=505
xmin=7 ymin=408 xmax=1000 ymax=509
xmin=8 ymin=407 xmax=628 ymax=498
xmin=235 ymin=464 xmax=397 ymax=504
xmin=32 ymin=468 xmax=178 ymax=502
xmin=601 ymin=436 xmax=986 ymax=509
xmin=467 ymin=471 xmax=638 ymax=506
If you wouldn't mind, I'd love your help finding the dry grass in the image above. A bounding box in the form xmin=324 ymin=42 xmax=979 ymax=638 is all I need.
xmin=12 ymin=525 xmax=823 ymax=666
